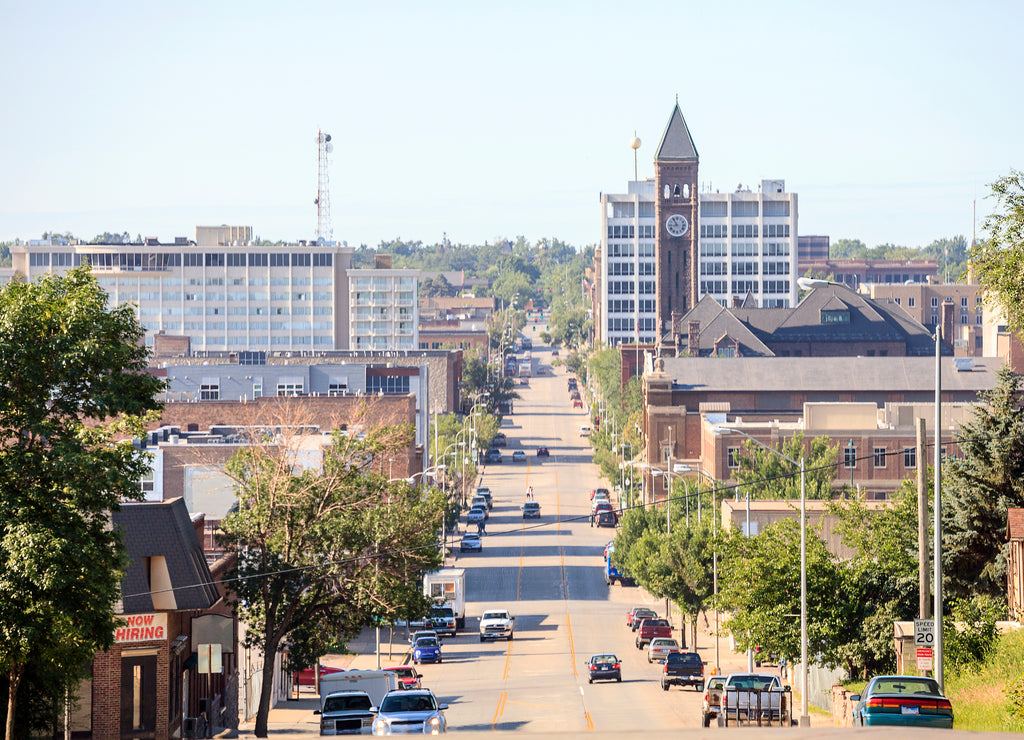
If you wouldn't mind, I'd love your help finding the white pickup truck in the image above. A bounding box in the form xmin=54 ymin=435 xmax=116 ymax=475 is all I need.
xmin=479 ymin=608 xmax=515 ymax=641
xmin=718 ymin=672 xmax=794 ymax=727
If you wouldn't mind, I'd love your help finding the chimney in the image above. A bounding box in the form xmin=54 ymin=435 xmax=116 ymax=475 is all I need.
xmin=688 ymin=321 xmax=700 ymax=356
xmin=941 ymin=299 xmax=955 ymax=348
xmin=732 ymin=295 xmax=742 ymax=308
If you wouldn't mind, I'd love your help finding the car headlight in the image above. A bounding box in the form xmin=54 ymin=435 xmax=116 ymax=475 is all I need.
xmin=428 ymin=716 xmax=441 ymax=726
xmin=372 ymin=717 xmax=387 ymax=734
xmin=414 ymin=650 xmax=421 ymax=658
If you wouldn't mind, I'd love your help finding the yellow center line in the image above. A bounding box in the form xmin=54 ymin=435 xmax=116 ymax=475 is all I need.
xmin=585 ymin=712 xmax=594 ymax=731
xmin=502 ymin=639 xmax=513 ymax=681
xmin=567 ymin=614 xmax=578 ymax=679
xmin=490 ymin=691 xmax=507 ymax=727
xmin=507 ymin=700 xmax=573 ymax=712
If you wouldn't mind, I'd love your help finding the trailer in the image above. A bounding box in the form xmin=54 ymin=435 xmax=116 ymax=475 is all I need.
xmin=422 ymin=568 xmax=466 ymax=629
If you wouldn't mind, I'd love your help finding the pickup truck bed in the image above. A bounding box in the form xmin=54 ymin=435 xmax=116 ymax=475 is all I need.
xmin=635 ymin=618 xmax=671 ymax=648
xmin=718 ymin=673 xmax=795 ymax=727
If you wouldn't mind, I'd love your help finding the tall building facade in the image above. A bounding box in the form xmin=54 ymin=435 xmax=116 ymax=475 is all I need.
xmin=599 ymin=179 xmax=800 ymax=346
xmin=597 ymin=103 xmax=799 ymax=347
xmin=349 ymin=269 xmax=419 ymax=350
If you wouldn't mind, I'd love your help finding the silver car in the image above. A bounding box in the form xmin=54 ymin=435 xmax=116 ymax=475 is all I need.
xmin=372 ymin=689 xmax=447 ymax=735
xmin=460 ymin=532 xmax=482 ymax=552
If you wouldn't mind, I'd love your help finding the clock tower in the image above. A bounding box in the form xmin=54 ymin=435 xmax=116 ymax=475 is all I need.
xmin=654 ymin=101 xmax=699 ymax=345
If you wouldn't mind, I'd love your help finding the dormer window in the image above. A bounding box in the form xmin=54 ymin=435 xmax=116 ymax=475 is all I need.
xmin=821 ymin=309 xmax=850 ymax=324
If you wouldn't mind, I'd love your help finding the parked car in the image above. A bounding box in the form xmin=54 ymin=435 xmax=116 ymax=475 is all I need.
xmin=851 ymin=675 xmax=953 ymax=729
xmin=522 ymin=501 xmax=541 ymax=519
xmin=460 ymin=532 xmax=482 ymax=553
xmin=475 ymin=487 xmax=493 ymax=509
xmin=586 ymin=653 xmax=622 ymax=683
xmin=647 ymin=637 xmax=680 ymax=663
xmin=700 ymin=675 xmax=726 ymax=726
xmin=469 ymin=503 xmax=488 ymax=521
xmin=629 ymin=608 xmax=658 ymax=631
xmin=485 ymin=449 xmax=502 ymax=464
xmin=512 ymin=450 xmax=526 ymax=462
xmin=383 ymin=665 xmax=422 ymax=691
xmin=411 ymin=636 xmax=442 ymax=664
xmin=536 ymin=446 xmax=550 ymax=457
xmin=596 ymin=510 xmax=619 ymax=528
xmin=626 ymin=606 xmax=657 ymax=629
xmin=592 ymin=500 xmax=614 ymax=517
xmin=662 ymin=651 xmax=705 ymax=691
xmin=471 ymin=494 xmax=489 ymax=511
xmin=572 ymin=399 xmax=584 ymax=408
xmin=371 ymin=690 xmax=447 ymax=735
xmin=466 ymin=507 xmax=485 ymax=525
xmin=316 ymin=690 xmax=377 ymax=736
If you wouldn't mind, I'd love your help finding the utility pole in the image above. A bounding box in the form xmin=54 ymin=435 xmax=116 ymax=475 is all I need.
xmin=934 ymin=327 xmax=945 ymax=690
xmin=917 ymin=417 xmax=929 ymax=621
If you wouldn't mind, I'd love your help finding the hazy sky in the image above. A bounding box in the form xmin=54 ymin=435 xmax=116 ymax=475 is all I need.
xmin=2 ymin=0 xmax=1021 ymax=250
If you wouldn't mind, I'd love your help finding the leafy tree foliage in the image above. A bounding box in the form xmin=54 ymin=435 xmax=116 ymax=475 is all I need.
xmin=0 ymin=269 xmax=164 ymax=739
xmin=943 ymin=595 xmax=1005 ymax=676
xmin=218 ymin=425 xmax=444 ymax=737
xmin=942 ymin=365 xmax=1024 ymax=600
xmin=830 ymin=235 xmax=968 ymax=281
xmin=730 ymin=432 xmax=838 ymax=501
xmin=972 ymin=170 xmax=1024 ymax=333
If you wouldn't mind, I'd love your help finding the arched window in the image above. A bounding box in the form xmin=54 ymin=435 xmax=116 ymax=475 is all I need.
xmin=673 ymin=184 xmax=681 ymax=197
xmin=683 ymin=184 xmax=690 ymax=198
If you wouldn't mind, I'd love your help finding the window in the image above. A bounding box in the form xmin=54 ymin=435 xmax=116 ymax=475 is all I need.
xmin=276 ymin=380 xmax=304 ymax=397
xmin=252 ymin=383 xmax=263 ymax=399
xmin=368 ymin=375 xmax=411 ymax=394
xmin=821 ymin=310 xmax=850 ymax=324
xmin=227 ymin=253 xmax=245 ymax=266
xmin=763 ymin=200 xmax=790 ymax=217
xmin=732 ymin=201 xmax=759 ymax=217
xmin=727 ymin=447 xmax=740 ymax=469
xmin=292 ymin=253 xmax=312 ymax=267
xmin=931 ymin=297 xmax=939 ymax=307
xmin=199 ymin=379 xmax=219 ymax=401
xmin=270 ymin=253 xmax=289 ymax=267
xmin=701 ymin=201 xmax=727 ymax=217
xmin=844 ymin=445 xmax=856 ymax=469
xmin=249 ymin=253 xmax=268 ymax=267
xmin=908 ymin=297 xmax=916 ymax=307
xmin=904 ymin=447 xmax=916 ymax=468
xmin=961 ymin=296 xmax=968 ymax=307
xmin=204 ymin=253 xmax=225 ymax=267
xmin=732 ymin=223 xmax=758 ymax=238
xmin=328 ymin=381 xmax=348 ymax=396
xmin=313 ymin=253 xmax=333 ymax=267
xmin=30 ymin=252 xmax=50 ymax=266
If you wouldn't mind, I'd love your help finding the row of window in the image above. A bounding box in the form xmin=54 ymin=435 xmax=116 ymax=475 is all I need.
xmin=607 ymin=243 xmax=656 ymax=258
xmin=698 ymin=241 xmax=792 ymax=257
xmin=30 ymin=252 xmax=335 ymax=269
xmin=698 ymin=280 xmax=792 ymax=295
xmin=607 ymin=224 xmax=657 ymax=239
xmin=608 ymin=317 xmax=657 ymax=332
xmin=727 ymin=444 xmax=939 ymax=469
xmin=608 ymin=280 xmax=656 ymax=295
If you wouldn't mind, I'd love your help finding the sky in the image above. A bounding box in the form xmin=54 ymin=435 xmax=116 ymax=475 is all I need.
xmin=2 ymin=0 xmax=1022 ymax=251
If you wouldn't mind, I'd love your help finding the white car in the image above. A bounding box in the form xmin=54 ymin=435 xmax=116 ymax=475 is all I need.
xmin=579 ymin=425 xmax=592 ymax=437
xmin=466 ymin=507 xmax=485 ymax=525
xmin=479 ymin=608 xmax=515 ymax=641
xmin=647 ymin=637 xmax=680 ymax=663
xmin=460 ymin=532 xmax=482 ymax=552
xmin=372 ymin=689 xmax=447 ymax=735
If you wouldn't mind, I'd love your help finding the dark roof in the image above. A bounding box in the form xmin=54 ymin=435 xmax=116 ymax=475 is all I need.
xmin=677 ymin=295 xmax=773 ymax=357
xmin=655 ymin=102 xmax=698 ymax=161
xmin=113 ymin=498 xmax=219 ymax=614
xmin=660 ymin=356 xmax=998 ymax=394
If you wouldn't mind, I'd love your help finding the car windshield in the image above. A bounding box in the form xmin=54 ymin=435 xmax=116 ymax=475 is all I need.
xmin=591 ymin=655 xmax=617 ymax=665
xmin=323 ymin=694 xmax=373 ymax=712
xmin=391 ymin=668 xmax=415 ymax=678
xmin=524 ymin=503 xmax=539 ymax=510
xmin=644 ymin=619 xmax=669 ymax=627
xmin=652 ymin=639 xmax=678 ymax=648
xmin=380 ymin=694 xmax=437 ymax=713
xmin=482 ymin=612 xmax=508 ymax=620
xmin=873 ymin=678 xmax=941 ymax=695
xmin=729 ymin=676 xmax=778 ymax=690
xmin=430 ymin=607 xmax=453 ymax=618
xmin=669 ymin=653 xmax=702 ymax=666
xmin=414 ymin=637 xmax=438 ymax=647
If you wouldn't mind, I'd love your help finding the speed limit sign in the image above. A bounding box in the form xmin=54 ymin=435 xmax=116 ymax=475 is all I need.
xmin=914 ymin=619 xmax=935 ymax=647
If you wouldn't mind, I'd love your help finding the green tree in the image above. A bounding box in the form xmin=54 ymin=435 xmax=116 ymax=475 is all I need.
xmin=0 ymin=268 xmax=164 ymax=740
xmin=942 ymin=365 xmax=1024 ymax=600
xmin=715 ymin=519 xmax=851 ymax=669
xmin=730 ymin=432 xmax=839 ymax=501
xmin=972 ymin=170 xmax=1024 ymax=333
xmin=218 ymin=425 xmax=443 ymax=738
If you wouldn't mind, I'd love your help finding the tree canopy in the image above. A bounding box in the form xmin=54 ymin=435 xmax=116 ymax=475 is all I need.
xmin=0 ymin=268 xmax=164 ymax=739
xmin=972 ymin=170 xmax=1024 ymax=333
xmin=218 ymin=424 xmax=444 ymax=738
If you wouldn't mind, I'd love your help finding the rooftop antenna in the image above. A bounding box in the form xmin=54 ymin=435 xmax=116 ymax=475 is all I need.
xmin=315 ymin=130 xmax=333 ymax=244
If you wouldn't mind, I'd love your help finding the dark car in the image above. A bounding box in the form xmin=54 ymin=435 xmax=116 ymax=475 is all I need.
xmin=596 ymin=510 xmax=618 ymax=528
xmin=661 ymin=651 xmax=705 ymax=690
xmin=851 ymin=675 xmax=953 ymax=729
xmin=491 ymin=433 xmax=507 ymax=447
xmin=586 ymin=654 xmax=621 ymax=683
xmin=536 ymin=446 xmax=550 ymax=457
xmin=485 ymin=449 xmax=502 ymax=464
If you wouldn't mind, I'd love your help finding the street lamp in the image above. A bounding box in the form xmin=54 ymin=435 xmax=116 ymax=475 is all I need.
xmin=714 ymin=425 xmax=809 ymax=728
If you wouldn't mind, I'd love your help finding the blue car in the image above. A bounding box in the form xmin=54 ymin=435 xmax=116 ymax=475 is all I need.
xmin=412 ymin=636 xmax=442 ymax=665
xmin=851 ymin=675 xmax=953 ymax=729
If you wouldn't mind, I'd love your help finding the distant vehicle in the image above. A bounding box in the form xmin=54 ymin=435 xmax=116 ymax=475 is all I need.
xmin=512 ymin=450 xmax=526 ymax=462
xmin=567 ymin=377 xmax=578 ymax=390
xmin=426 ymin=605 xmax=456 ymax=637
xmin=372 ymin=689 xmax=447 ymax=735
xmin=491 ymin=433 xmax=507 ymax=447
xmin=579 ymin=426 xmax=592 ymax=437
xmin=662 ymin=651 xmax=705 ymax=690
xmin=460 ymin=532 xmax=482 ymax=553
xmin=475 ymin=487 xmax=493 ymax=509
xmin=409 ymin=629 xmax=440 ymax=646
xmin=466 ymin=507 xmax=485 ymax=525
xmin=551 ymin=349 xmax=559 ymax=356
xmin=479 ymin=608 xmax=515 ymax=641
xmin=411 ymin=636 xmax=442 ymax=664
xmin=422 ymin=568 xmax=466 ymax=629
xmin=522 ymin=501 xmax=541 ymax=519
xmin=573 ymin=399 xmax=584 ymax=408
xmin=521 ymin=337 xmax=532 ymax=350
xmin=383 ymin=665 xmax=421 ymax=691
xmin=647 ymin=638 xmax=680 ymax=665
xmin=635 ymin=618 xmax=672 ymax=649
xmin=471 ymin=494 xmax=488 ymax=510
xmin=596 ymin=510 xmax=618 ymax=528
xmin=586 ymin=653 xmax=622 ymax=683
xmin=627 ymin=606 xmax=658 ymax=629
xmin=592 ymin=488 xmax=610 ymax=499
xmin=701 ymin=675 xmax=727 ymax=726
xmin=536 ymin=446 xmax=550 ymax=457
xmin=485 ymin=449 xmax=502 ymax=464
xmin=851 ymin=675 xmax=953 ymax=729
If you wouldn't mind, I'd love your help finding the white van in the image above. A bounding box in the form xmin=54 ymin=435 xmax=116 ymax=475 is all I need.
xmin=579 ymin=425 xmax=592 ymax=437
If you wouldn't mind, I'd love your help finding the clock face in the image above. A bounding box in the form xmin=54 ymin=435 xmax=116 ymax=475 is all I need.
xmin=666 ymin=214 xmax=689 ymax=237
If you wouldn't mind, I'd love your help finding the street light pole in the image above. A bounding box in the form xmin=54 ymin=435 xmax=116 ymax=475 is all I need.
xmin=714 ymin=425 xmax=809 ymax=727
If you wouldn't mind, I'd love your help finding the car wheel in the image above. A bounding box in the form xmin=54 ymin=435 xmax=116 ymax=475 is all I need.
xmin=588 ymin=678 xmax=593 ymax=684
xmin=437 ymin=658 xmax=442 ymax=663
xmin=702 ymin=713 xmax=710 ymax=728
xmin=647 ymin=655 xmax=652 ymax=663
xmin=661 ymin=681 xmax=668 ymax=691
xmin=616 ymin=676 xmax=621 ymax=682
xmin=508 ymin=633 xmax=514 ymax=641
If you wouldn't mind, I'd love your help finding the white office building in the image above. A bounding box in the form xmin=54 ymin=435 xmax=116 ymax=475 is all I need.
xmin=599 ymin=179 xmax=799 ymax=346
xmin=349 ymin=269 xmax=419 ymax=350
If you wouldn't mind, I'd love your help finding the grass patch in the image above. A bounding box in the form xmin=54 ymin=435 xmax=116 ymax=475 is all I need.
xmin=946 ymin=628 xmax=1024 ymax=732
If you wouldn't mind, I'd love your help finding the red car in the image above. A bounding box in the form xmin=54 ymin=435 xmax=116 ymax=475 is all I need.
xmin=383 ymin=665 xmax=422 ymax=690
xmin=572 ymin=399 xmax=583 ymax=408
xmin=627 ymin=607 xmax=658 ymax=629
xmin=293 ymin=663 xmax=345 ymax=686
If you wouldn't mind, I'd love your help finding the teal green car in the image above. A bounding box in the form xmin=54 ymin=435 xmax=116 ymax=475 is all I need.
xmin=851 ymin=676 xmax=953 ymax=729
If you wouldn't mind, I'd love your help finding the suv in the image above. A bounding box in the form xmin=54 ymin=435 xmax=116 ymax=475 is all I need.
xmin=522 ymin=501 xmax=541 ymax=519
xmin=491 ymin=432 xmax=507 ymax=447
xmin=479 ymin=608 xmax=515 ymax=641
xmin=371 ymin=690 xmax=447 ymax=735
xmin=662 ymin=651 xmax=705 ymax=691
xmin=485 ymin=449 xmax=502 ymax=464
xmin=635 ymin=618 xmax=672 ymax=649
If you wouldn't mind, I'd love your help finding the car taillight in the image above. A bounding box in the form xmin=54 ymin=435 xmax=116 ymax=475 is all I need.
xmin=612 ymin=663 xmax=621 ymax=669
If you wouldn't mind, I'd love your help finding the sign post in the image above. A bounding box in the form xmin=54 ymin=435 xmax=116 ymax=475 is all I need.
xmin=914 ymin=619 xmax=935 ymax=675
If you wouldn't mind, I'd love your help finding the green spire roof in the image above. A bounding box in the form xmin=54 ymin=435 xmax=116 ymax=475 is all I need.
xmin=656 ymin=102 xmax=698 ymax=161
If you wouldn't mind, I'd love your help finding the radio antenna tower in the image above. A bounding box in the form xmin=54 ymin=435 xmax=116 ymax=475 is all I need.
xmin=315 ymin=130 xmax=334 ymax=244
